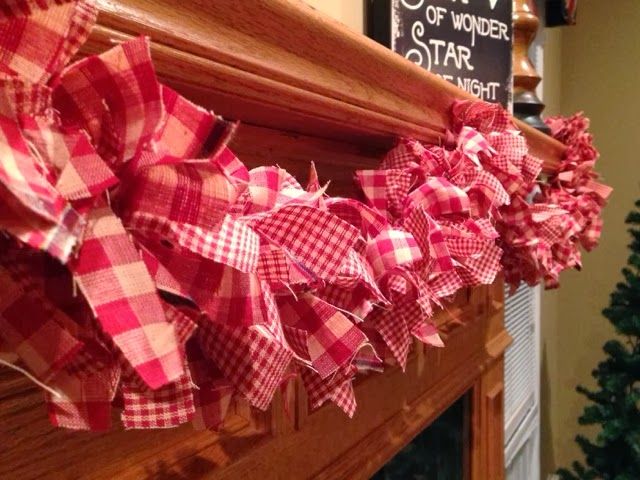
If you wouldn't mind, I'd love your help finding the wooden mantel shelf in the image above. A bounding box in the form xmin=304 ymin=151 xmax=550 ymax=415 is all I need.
xmin=90 ymin=0 xmax=564 ymax=172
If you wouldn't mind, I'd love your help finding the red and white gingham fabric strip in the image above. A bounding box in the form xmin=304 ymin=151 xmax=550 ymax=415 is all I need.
xmin=192 ymin=379 xmax=234 ymax=430
xmin=371 ymin=305 xmax=410 ymax=369
xmin=54 ymin=35 xmax=162 ymax=165
xmin=301 ymin=364 xmax=356 ymax=416
xmin=365 ymin=229 xmax=422 ymax=279
xmin=404 ymin=206 xmax=454 ymax=274
xmin=250 ymin=204 xmax=361 ymax=280
xmin=0 ymin=114 xmax=72 ymax=222
xmin=244 ymin=166 xmax=305 ymax=213
xmin=198 ymin=320 xmax=292 ymax=410
xmin=46 ymin=364 xmax=120 ymax=431
xmin=19 ymin=116 xmax=118 ymax=201
xmin=121 ymin=368 xmax=195 ymax=429
xmin=121 ymin=162 xmax=232 ymax=232
xmin=128 ymin=212 xmax=260 ymax=274
xmin=215 ymin=147 xmax=250 ymax=189
xmin=355 ymin=169 xmax=389 ymax=213
xmin=405 ymin=177 xmax=470 ymax=218
xmin=0 ymin=265 xmax=82 ymax=380
xmin=329 ymin=379 xmax=357 ymax=418
xmin=451 ymin=99 xmax=512 ymax=134
xmin=0 ymin=0 xmax=74 ymax=21
xmin=72 ymin=203 xmax=183 ymax=389
xmin=277 ymin=294 xmax=368 ymax=379
xmin=154 ymin=85 xmax=216 ymax=158
xmin=325 ymin=197 xmax=388 ymax=239
xmin=457 ymin=126 xmax=495 ymax=166
xmin=0 ymin=0 xmax=96 ymax=82
xmin=381 ymin=138 xmax=424 ymax=170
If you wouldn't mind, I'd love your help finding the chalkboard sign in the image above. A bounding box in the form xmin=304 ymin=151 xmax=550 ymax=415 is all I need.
xmin=367 ymin=0 xmax=513 ymax=107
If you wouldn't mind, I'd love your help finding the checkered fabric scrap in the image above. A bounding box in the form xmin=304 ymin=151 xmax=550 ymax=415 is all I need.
xmin=0 ymin=1 xmax=611 ymax=431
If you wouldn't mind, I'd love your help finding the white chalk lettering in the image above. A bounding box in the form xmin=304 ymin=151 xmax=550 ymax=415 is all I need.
xmin=450 ymin=11 xmax=510 ymax=47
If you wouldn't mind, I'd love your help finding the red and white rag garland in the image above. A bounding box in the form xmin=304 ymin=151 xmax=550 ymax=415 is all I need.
xmin=0 ymin=0 xmax=611 ymax=431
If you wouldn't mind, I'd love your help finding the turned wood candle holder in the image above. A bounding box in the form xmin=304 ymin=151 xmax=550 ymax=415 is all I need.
xmin=513 ymin=0 xmax=551 ymax=134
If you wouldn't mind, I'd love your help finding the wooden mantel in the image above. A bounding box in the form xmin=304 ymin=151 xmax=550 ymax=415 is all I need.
xmin=0 ymin=1 xmax=541 ymax=479
xmin=89 ymin=0 xmax=564 ymax=172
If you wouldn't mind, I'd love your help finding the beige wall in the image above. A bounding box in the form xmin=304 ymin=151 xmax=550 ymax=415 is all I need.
xmin=302 ymin=0 xmax=364 ymax=33
xmin=541 ymin=0 xmax=640 ymax=476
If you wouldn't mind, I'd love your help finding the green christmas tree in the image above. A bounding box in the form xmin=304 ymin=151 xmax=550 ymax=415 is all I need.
xmin=558 ymin=201 xmax=640 ymax=480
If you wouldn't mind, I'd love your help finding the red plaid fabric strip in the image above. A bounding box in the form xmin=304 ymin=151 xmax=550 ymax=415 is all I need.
xmin=54 ymin=36 xmax=162 ymax=165
xmin=406 ymin=177 xmax=470 ymax=218
xmin=0 ymin=0 xmax=74 ymax=20
xmin=121 ymin=161 xmax=232 ymax=232
xmin=244 ymin=166 xmax=303 ymax=213
xmin=329 ymin=379 xmax=357 ymax=418
xmin=277 ymin=294 xmax=368 ymax=379
xmin=409 ymin=317 xmax=443 ymax=348
xmin=46 ymin=364 xmax=120 ymax=431
xmin=0 ymin=0 xmax=96 ymax=82
xmin=154 ymin=86 xmax=216 ymax=158
xmin=215 ymin=147 xmax=249 ymax=188
xmin=355 ymin=169 xmax=389 ymax=213
xmin=0 ymin=265 xmax=83 ymax=381
xmin=365 ymin=229 xmax=422 ymax=278
xmin=404 ymin=206 xmax=455 ymax=274
xmin=198 ymin=320 xmax=292 ymax=410
xmin=192 ymin=379 xmax=234 ymax=430
xmin=72 ymin=203 xmax=183 ymax=389
xmin=451 ymin=99 xmax=512 ymax=134
xmin=457 ymin=126 xmax=495 ymax=166
xmin=325 ymin=197 xmax=388 ymax=239
xmin=19 ymin=116 xmax=118 ymax=201
xmin=301 ymin=363 xmax=356 ymax=416
xmin=381 ymin=138 xmax=424 ymax=170
xmin=371 ymin=305 xmax=410 ymax=369
xmin=282 ymin=324 xmax=312 ymax=363
xmin=129 ymin=212 xmax=259 ymax=274
xmin=250 ymin=204 xmax=361 ymax=280
xmin=0 ymin=114 xmax=70 ymax=221
xmin=121 ymin=369 xmax=195 ymax=429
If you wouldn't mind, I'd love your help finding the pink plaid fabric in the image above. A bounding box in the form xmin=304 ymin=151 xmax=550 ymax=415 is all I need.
xmin=278 ymin=294 xmax=368 ymax=379
xmin=0 ymin=0 xmax=96 ymax=82
xmin=325 ymin=197 xmax=388 ymax=239
xmin=0 ymin=265 xmax=82 ymax=381
xmin=46 ymin=364 xmax=120 ymax=431
xmin=72 ymin=203 xmax=183 ymax=389
xmin=451 ymin=99 xmax=512 ymax=134
xmin=365 ymin=229 xmax=422 ymax=278
xmin=54 ymin=36 xmax=163 ymax=165
xmin=19 ymin=116 xmax=118 ymax=201
xmin=121 ymin=369 xmax=195 ymax=429
xmin=405 ymin=177 xmax=470 ymax=218
xmin=0 ymin=1 xmax=74 ymax=20
xmin=457 ymin=126 xmax=495 ymax=166
xmin=198 ymin=320 xmax=292 ymax=410
xmin=301 ymin=364 xmax=357 ymax=417
xmin=154 ymin=86 xmax=216 ymax=158
xmin=404 ymin=206 xmax=455 ymax=274
xmin=192 ymin=379 xmax=234 ymax=430
xmin=0 ymin=114 xmax=84 ymax=262
xmin=249 ymin=205 xmax=361 ymax=279
xmin=381 ymin=138 xmax=424 ymax=170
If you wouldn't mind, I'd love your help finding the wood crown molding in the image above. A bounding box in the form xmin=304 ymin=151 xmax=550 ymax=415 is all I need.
xmin=90 ymin=0 xmax=564 ymax=172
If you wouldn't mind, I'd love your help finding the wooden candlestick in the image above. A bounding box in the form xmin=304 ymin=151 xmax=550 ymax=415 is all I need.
xmin=512 ymin=0 xmax=551 ymax=133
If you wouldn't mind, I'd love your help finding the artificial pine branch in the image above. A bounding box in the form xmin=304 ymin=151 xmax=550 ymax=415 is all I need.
xmin=558 ymin=201 xmax=640 ymax=479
